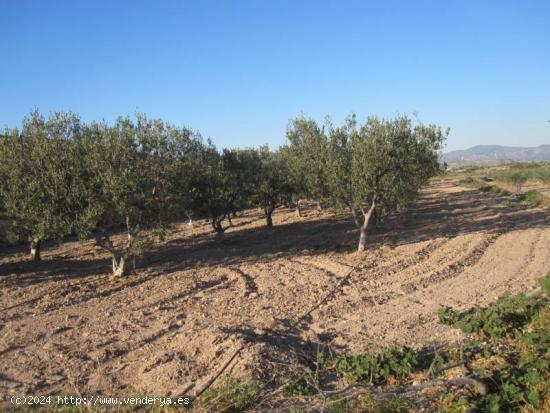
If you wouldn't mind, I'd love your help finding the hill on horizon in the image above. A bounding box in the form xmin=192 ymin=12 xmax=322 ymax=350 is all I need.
xmin=442 ymin=144 xmax=550 ymax=163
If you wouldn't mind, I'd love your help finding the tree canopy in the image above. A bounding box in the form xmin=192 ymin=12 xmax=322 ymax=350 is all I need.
xmin=0 ymin=110 xmax=446 ymax=271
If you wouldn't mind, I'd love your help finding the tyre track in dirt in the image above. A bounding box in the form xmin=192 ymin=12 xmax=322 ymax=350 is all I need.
xmin=364 ymin=227 xmax=550 ymax=349
xmin=303 ymin=202 xmax=549 ymax=353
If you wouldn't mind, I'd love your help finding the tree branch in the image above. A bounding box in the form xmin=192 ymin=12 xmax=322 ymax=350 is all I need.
xmin=94 ymin=229 xmax=115 ymax=254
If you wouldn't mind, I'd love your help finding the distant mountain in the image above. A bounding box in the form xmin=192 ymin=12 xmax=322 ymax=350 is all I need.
xmin=442 ymin=145 xmax=550 ymax=163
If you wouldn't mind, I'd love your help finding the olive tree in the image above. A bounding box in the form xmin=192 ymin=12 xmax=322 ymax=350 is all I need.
xmin=224 ymin=148 xmax=263 ymax=221
xmin=181 ymin=144 xmax=246 ymax=239
xmin=252 ymin=146 xmax=293 ymax=227
xmin=0 ymin=111 xmax=89 ymax=260
xmin=324 ymin=115 xmax=446 ymax=251
xmin=184 ymin=145 xmax=228 ymax=238
xmin=285 ymin=117 xmax=329 ymax=211
xmin=78 ymin=115 xmax=191 ymax=275
xmin=278 ymin=145 xmax=308 ymax=216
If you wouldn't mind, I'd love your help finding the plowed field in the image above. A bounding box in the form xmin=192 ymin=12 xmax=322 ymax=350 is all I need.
xmin=1 ymin=180 xmax=549 ymax=400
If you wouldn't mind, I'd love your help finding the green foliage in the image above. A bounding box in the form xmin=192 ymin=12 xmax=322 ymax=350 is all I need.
xmin=438 ymin=292 xmax=548 ymax=339
xmin=0 ymin=111 xmax=91 ymax=257
xmin=284 ymin=375 xmax=315 ymax=396
xmin=1 ymin=110 xmax=446 ymax=265
xmin=280 ymin=275 xmax=550 ymax=412
xmin=519 ymin=190 xmax=543 ymax=206
xmin=187 ymin=145 xmax=263 ymax=234
xmin=500 ymin=199 xmax=515 ymax=208
xmin=285 ymin=116 xmax=330 ymax=204
xmin=285 ymin=114 xmax=447 ymax=250
xmin=499 ymin=190 xmax=543 ymax=208
xmin=539 ymin=274 xmax=550 ymax=295
xmin=323 ymin=115 xmax=446 ymax=216
xmin=252 ymin=147 xmax=294 ymax=227
xmin=437 ymin=275 xmax=550 ymax=412
xmin=333 ymin=347 xmax=430 ymax=384
xmin=76 ymin=114 xmax=196 ymax=274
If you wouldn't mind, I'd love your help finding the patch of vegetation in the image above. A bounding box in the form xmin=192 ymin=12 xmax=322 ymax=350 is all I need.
xmin=500 ymin=199 xmax=514 ymax=208
xmin=272 ymin=274 xmax=550 ymax=411
xmin=498 ymin=190 xmax=544 ymax=208
xmin=448 ymin=162 xmax=550 ymax=208
xmin=436 ymin=275 xmax=550 ymax=412
xmin=327 ymin=394 xmax=413 ymax=413
xmin=194 ymin=379 xmax=261 ymax=412
xmin=493 ymin=187 xmax=512 ymax=196
xmin=490 ymin=162 xmax=550 ymax=185
xmin=438 ymin=291 xmax=548 ymax=339
xmin=284 ymin=374 xmax=316 ymax=396
xmin=519 ymin=190 xmax=544 ymax=206
xmin=7 ymin=276 xmax=550 ymax=412
xmin=332 ymin=347 xmax=431 ymax=384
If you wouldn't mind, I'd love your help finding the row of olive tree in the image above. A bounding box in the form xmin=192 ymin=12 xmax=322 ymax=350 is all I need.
xmin=0 ymin=110 xmax=446 ymax=274
xmin=0 ymin=111 xmax=296 ymax=274
xmin=283 ymin=114 xmax=447 ymax=251
xmin=0 ymin=112 xmax=196 ymax=274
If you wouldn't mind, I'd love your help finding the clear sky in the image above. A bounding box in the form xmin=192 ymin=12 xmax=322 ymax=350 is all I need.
xmin=1 ymin=0 xmax=549 ymax=151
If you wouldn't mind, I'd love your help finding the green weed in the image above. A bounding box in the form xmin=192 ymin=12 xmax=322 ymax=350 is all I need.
xmin=519 ymin=190 xmax=543 ymax=206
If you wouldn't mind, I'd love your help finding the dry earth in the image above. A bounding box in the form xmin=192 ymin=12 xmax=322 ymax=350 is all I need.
xmin=1 ymin=180 xmax=549 ymax=401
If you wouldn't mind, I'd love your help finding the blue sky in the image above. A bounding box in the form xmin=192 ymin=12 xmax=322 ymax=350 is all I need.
xmin=1 ymin=0 xmax=548 ymax=151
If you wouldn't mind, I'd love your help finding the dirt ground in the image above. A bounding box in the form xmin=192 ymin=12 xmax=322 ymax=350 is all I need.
xmin=1 ymin=180 xmax=549 ymax=401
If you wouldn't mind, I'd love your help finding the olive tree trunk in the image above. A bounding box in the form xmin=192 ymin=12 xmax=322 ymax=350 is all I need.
xmin=94 ymin=218 xmax=139 ymax=276
xmin=264 ymin=205 xmax=275 ymax=228
xmin=352 ymin=198 xmax=377 ymax=252
xmin=30 ymin=237 xmax=41 ymax=261
xmin=212 ymin=213 xmax=227 ymax=240
xmin=111 ymin=253 xmax=127 ymax=277
xmin=295 ymin=200 xmax=303 ymax=217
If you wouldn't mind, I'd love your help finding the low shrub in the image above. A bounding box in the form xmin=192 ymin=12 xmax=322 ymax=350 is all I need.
xmin=519 ymin=190 xmax=543 ymax=206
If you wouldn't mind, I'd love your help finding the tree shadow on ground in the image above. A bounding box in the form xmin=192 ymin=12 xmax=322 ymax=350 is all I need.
xmin=1 ymin=181 xmax=548 ymax=285
xmin=0 ymin=256 xmax=110 ymax=287
xmin=142 ymin=181 xmax=549 ymax=275
xmin=220 ymin=325 xmax=349 ymax=375
xmin=388 ymin=183 xmax=549 ymax=247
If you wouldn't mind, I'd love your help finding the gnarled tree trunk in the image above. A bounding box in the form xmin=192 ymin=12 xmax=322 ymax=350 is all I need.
xmin=111 ymin=253 xmax=127 ymax=277
xmin=95 ymin=224 xmax=136 ymax=276
xmin=212 ymin=213 xmax=227 ymax=240
xmin=30 ymin=237 xmax=41 ymax=261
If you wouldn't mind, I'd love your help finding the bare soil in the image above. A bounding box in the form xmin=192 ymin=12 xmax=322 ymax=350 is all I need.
xmin=1 ymin=180 xmax=549 ymax=400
